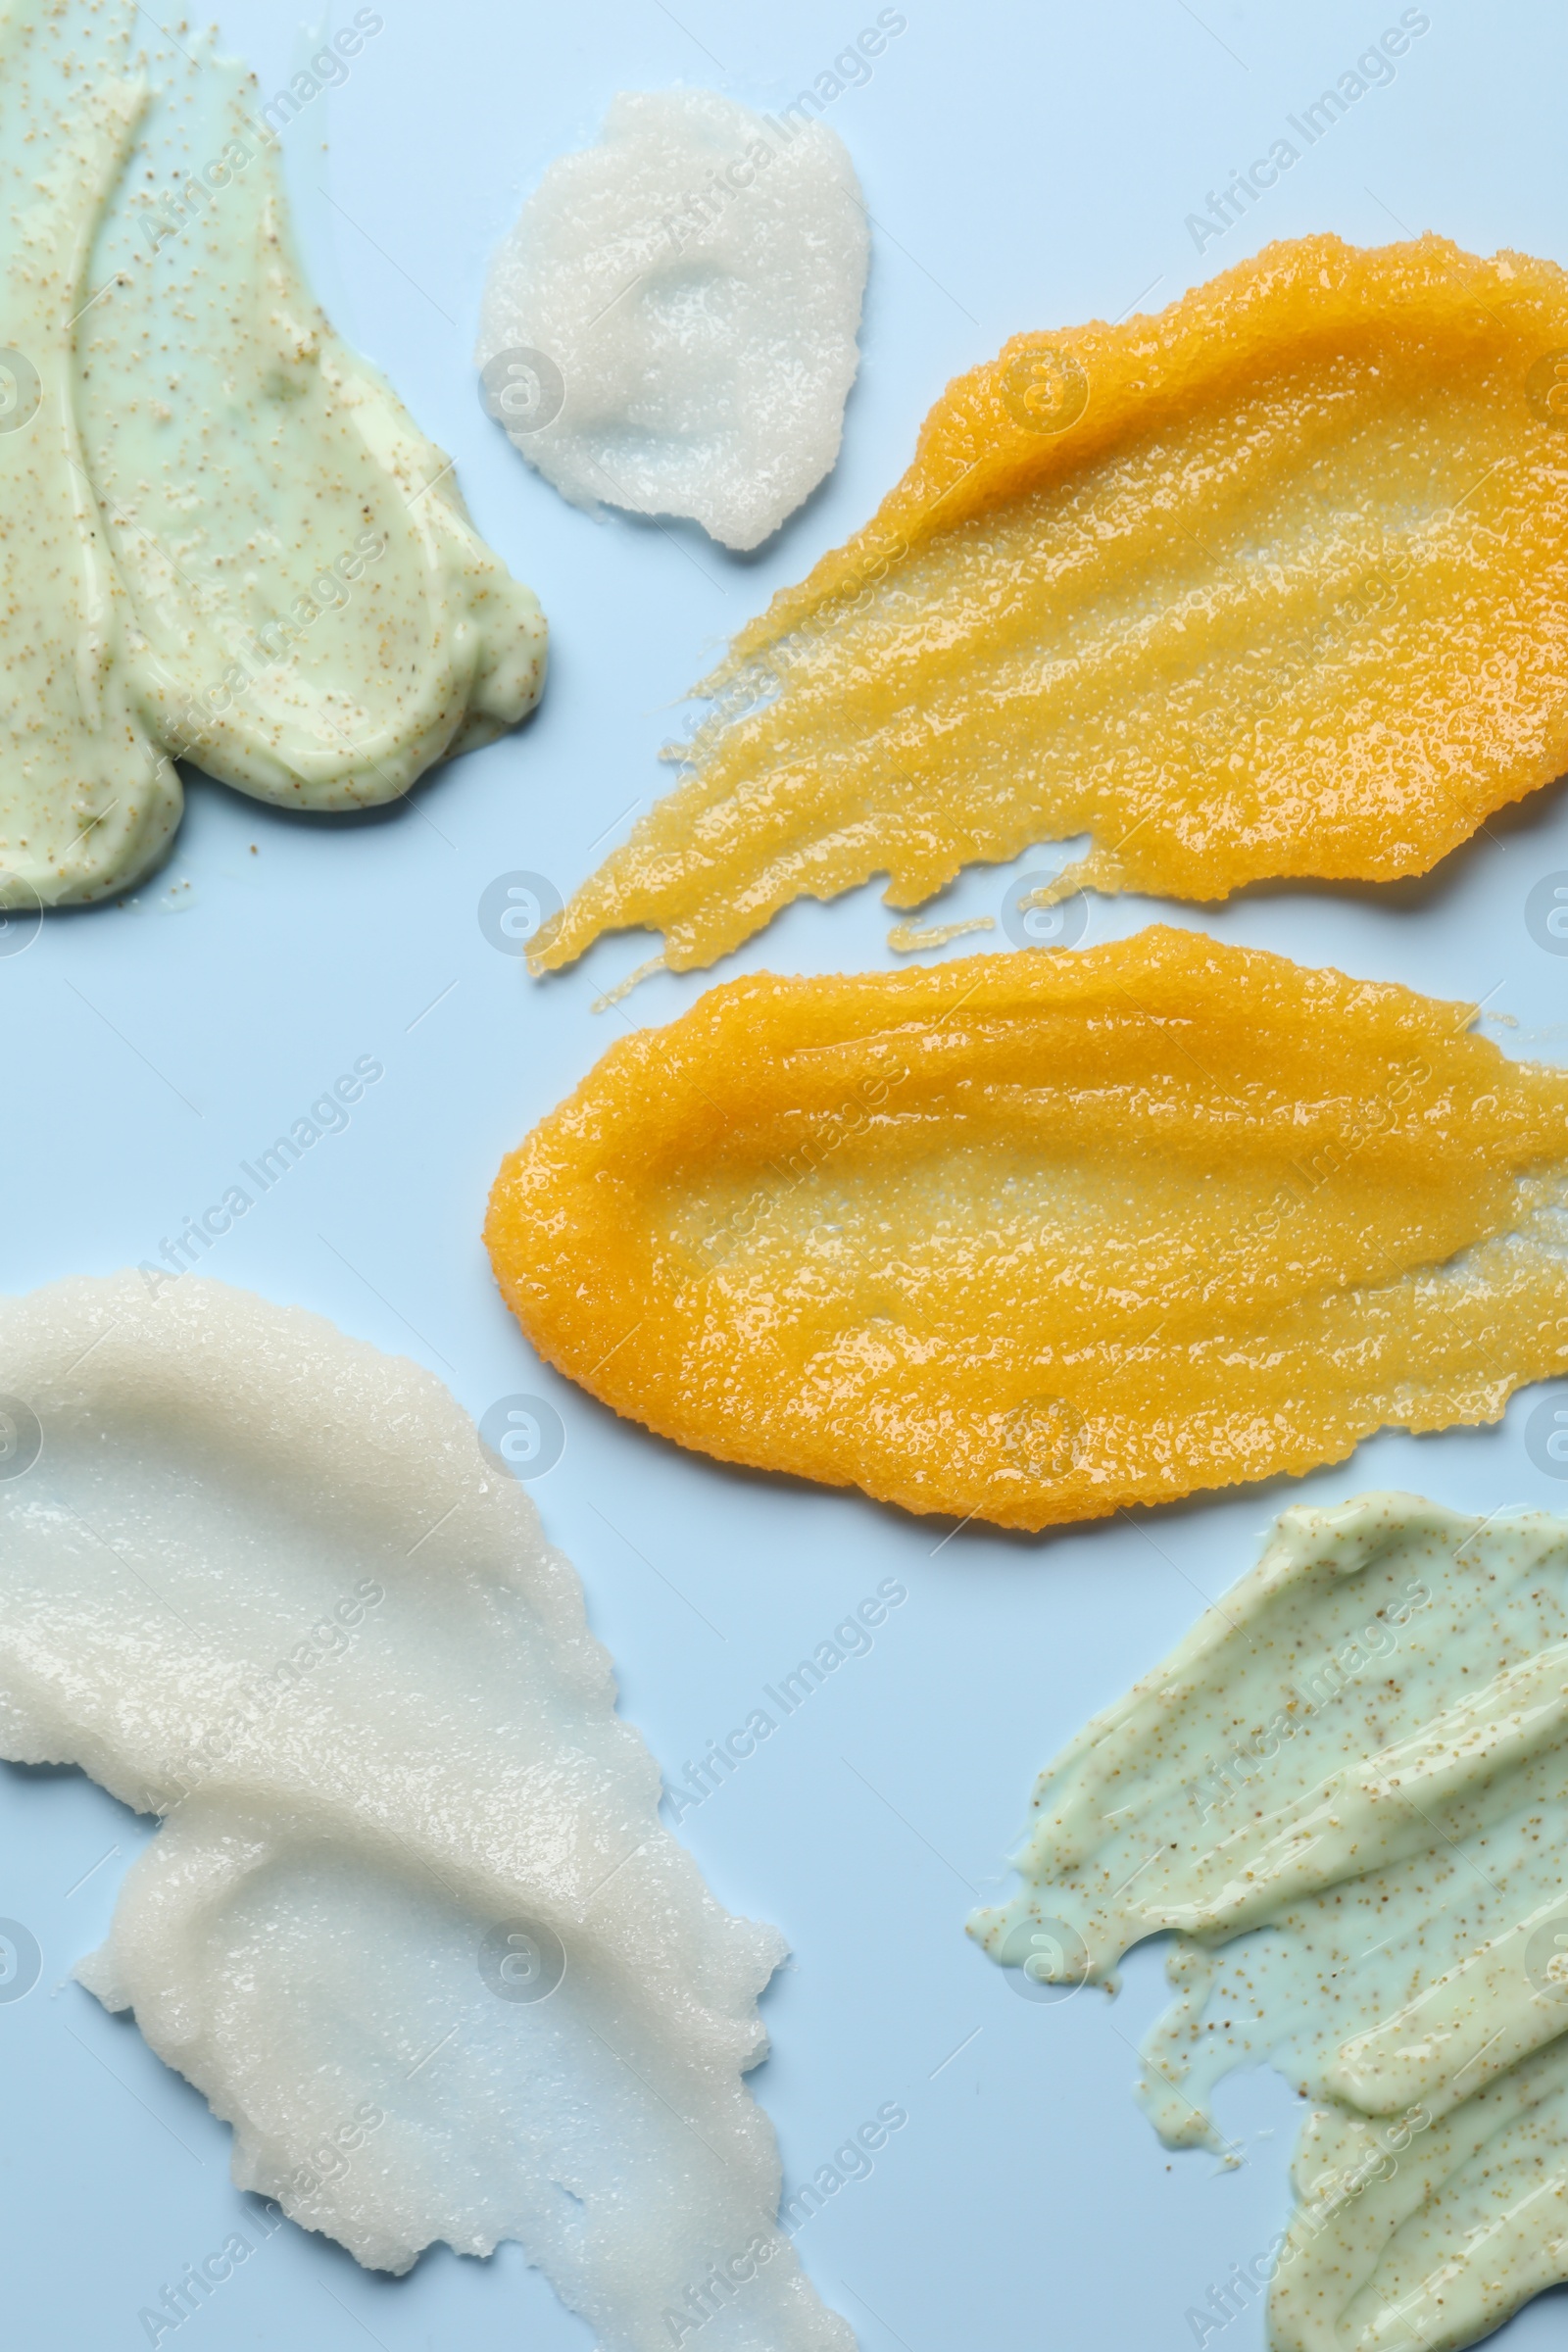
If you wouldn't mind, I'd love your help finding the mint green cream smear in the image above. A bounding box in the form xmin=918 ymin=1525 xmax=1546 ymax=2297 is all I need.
xmin=970 ymin=1494 xmax=1568 ymax=2352
xmin=0 ymin=0 xmax=545 ymax=906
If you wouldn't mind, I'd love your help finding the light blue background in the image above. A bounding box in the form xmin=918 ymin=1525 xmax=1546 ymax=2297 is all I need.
xmin=6 ymin=1 xmax=1568 ymax=2345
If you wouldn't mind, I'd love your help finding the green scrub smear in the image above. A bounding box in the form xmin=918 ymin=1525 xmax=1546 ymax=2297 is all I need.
xmin=0 ymin=0 xmax=545 ymax=906
xmin=971 ymin=1493 xmax=1568 ymax=2352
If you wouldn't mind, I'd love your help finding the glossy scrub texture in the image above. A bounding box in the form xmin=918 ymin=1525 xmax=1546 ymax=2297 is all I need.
xmin=0 ymin=1276 xmax=853 ymax=2352
xmin=477 ymin=89 xmax=867 ymax=552
xmin=0 ymin=1 xmax=545 ymax=908
xmin=535 ymin=233 xmax=1568 ymax=974
xmin=489 ymin=931 xmax=1568 ymax=1531
xmin=971 ymin=1494 xmax=1568 ymax=2352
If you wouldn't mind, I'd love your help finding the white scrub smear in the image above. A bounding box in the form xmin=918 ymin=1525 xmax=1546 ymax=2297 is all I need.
xmin=0 ymin=1274 xmax=854 ymax=2352
xmin=477 ymin=90 xmax=869 ymax=551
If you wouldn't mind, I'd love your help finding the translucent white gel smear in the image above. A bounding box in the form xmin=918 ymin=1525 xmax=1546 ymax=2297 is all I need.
xmin=0 ymin=1 xmax=546 ymax=907
xmin=970 ymin=1493 xmax=1568 ymax=2352
xmin=0 ymin=1275 xmax=853 ymax=2352
xmin=477 ymin=89 xmax=869 ymax=551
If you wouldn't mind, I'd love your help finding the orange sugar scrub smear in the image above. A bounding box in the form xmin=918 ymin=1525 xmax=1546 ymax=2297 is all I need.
xmin=534 ymin=233 xmax=1568 ymax=978
xmin=488 ymin=929 xmax=1568 ymax=1534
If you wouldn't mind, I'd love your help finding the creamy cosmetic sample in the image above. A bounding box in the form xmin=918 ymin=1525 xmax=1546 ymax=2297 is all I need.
xmin=477 ymin=89 xmax=868 ymax=551
xmin=971 ymin=1494 xmax=1568 ymax=2352
xmin=488 ymin=930 xmax=1568 ymax=1531
xmin=0 ymin=1 xmax=545 ymax=908
xmin=0 ymin=1275 xmax=852 ymax=2352
xmin=531 ymin=232 xmax=1568 ymax=974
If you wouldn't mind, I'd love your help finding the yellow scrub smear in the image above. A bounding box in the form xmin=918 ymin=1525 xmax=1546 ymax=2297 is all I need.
xmin=970 ymin=1494 xmax=1568 ymax=2352
xmin=488 ymin=928 xmax=1568 ymax=1532
xmin=534 ymin=232 xmax=1568 ymax=976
